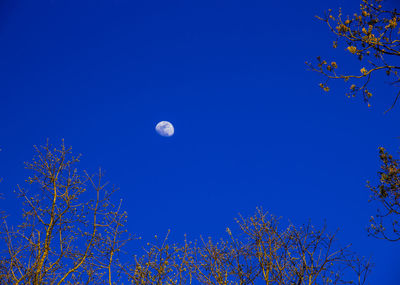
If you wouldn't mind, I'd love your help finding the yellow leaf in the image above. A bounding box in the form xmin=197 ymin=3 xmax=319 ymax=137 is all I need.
xmin=360 ymin=67 xmax=367 ymax=75
xmin=347 ymin=46 xmax=357 ymax=54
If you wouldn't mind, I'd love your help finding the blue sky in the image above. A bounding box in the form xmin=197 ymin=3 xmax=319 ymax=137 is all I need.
xmin=1 ymin=0 xmax=400 ymax=283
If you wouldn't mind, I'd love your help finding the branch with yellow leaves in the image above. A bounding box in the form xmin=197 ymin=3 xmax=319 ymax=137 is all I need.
xmin=367 ymin=147 xmax=400 ymax=242
xmin=307 ymin=0 xmax=400 ymax=111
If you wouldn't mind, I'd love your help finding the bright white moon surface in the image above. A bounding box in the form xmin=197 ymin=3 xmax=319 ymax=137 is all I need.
xmin=155 ymin=121 xmax=174 ymax=137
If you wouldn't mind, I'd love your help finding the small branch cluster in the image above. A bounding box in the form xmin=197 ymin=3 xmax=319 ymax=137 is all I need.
xmin=367 ymin=147 xmax=400 ymax=242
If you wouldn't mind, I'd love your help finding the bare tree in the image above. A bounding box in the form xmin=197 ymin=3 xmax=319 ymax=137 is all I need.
xmin=307 ymin=0 xmax=400 ymax=111
xmin=128 ymin=209 xmax=371 ymax=285
xmin=234 ymin=209 xmax=371 ymax=285
xmin=0 ymin=141 xmax=130 ymax=285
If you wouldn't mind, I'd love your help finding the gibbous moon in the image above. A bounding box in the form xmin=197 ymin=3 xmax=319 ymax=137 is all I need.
xmin=155 ymin=121 xmax=174 ymax=137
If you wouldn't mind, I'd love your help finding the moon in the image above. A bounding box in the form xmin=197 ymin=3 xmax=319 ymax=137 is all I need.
xmin=155 ymin=121 xmax=174 ymax=137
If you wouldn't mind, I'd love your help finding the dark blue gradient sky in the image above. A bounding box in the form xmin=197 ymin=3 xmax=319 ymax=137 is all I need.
xmin=1 ymin=0 xmax=400 ymax=283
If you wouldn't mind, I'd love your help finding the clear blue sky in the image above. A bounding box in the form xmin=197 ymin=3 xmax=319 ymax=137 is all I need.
xmin=1 ymin=0 xmax=400 ymax=283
